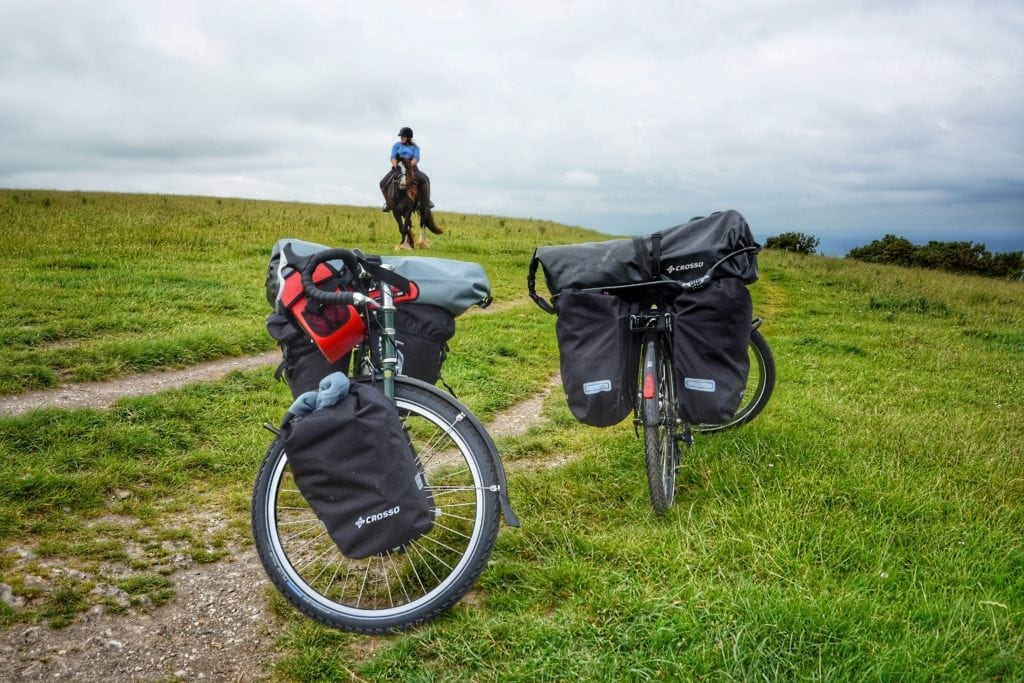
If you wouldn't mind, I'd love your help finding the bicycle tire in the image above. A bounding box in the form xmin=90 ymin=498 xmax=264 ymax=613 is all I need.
xmin=251 ymin=377 xmax=500 ymax=633
xmin=695 ymin=328 xmax=776 ymax=433
xmin=641 ymin=336 xmax=678 ymax=514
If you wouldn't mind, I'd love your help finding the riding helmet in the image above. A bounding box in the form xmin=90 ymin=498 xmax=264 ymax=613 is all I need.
xmin=398 ymin=126 xmax=414 ymax=138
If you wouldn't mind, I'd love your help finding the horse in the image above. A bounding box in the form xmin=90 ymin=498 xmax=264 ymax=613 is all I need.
xmin=385 ymin=162 xmax=443 ymax=250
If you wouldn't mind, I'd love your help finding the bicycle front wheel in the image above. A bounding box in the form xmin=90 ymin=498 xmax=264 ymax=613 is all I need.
xmin=696 ymin=328 xmax=776 ymax=433
xmin=252 ymin=378 xmax=500 ymax=633
xmin=641 ymin=336 xmax=678 ymax=514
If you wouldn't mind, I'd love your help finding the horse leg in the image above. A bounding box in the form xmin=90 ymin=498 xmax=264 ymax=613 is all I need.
xmin=416 ymin=211 xmax=431 ymax=249
xmin=394 ymin=211 xmax=413 ymax=250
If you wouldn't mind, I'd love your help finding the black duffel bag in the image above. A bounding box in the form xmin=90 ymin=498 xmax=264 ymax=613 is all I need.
xmin=281 ymin=379 xmax=435 ymax=560
xmin=670 ymin=279 xmax=752 ymax=425
xmin=529 ymin=210 xmax=759 ymax=312
xmin=554 ymin=290 xmax=639 ymax=427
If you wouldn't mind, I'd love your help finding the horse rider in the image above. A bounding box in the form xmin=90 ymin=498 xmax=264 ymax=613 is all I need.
xmin=381 ymin=126 xmax=435 ymax=212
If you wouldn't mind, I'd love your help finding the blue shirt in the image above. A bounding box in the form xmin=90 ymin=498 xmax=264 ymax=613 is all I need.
xmin=390 ymin=141 xmax=420 ymax=163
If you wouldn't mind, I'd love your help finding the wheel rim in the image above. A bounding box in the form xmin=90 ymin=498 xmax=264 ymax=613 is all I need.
xmin=696 ymin=334 xmax=769 ymax=432
xmin=733 ymin=340 xmax=767 ymax=421
xmin=261 ymin=397 xmax=487 ymax=619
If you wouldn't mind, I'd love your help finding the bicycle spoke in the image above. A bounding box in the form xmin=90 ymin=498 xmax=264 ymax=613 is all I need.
xmin=254 ymin=377 xmax=500 ymax=631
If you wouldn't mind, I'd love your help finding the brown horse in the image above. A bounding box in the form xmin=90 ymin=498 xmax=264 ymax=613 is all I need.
xmin=385 ymin=162 xmax=442 ymax=250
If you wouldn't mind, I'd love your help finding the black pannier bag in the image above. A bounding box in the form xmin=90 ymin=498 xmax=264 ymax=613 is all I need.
xmin=554 ymin=290 xmax=639 ymax=427
xmin=281 ymin=380 xmax=435 ymax=560
xmin=393 ymin=304 xmax=456 ymax=386
xmin=268 ymin=306 xmax=454 ymax=398
xmin=529 ymin=210 xmax=759 ymax=311
xmin=670 ymin=278 xmax=753 ymax=425
xmin=266 ymin=312 xmax=351 ymax=398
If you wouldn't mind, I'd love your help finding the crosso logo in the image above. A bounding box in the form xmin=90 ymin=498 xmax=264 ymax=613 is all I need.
xmin=665 ymin=261 xmax=704 ymax=274
xmin=355 ymin=506 xmax=401 ymax=529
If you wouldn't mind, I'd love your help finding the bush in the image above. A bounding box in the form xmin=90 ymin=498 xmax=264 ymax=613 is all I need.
xmin=764 ymin=232 xmax=820 ymax=255
xmin=847 ymin=235 xmax=1024 ymax=279
xmin=847 ymin=234 xmax=917 ymax=267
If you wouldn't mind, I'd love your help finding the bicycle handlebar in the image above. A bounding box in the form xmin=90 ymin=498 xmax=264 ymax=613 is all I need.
xmin=555 ymin=245 xmax=760 ymax=299
xmin=299 ymin=248 xmax=373 ymax=307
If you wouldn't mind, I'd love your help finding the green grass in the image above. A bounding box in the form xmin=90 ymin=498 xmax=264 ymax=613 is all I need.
xmin=1 ymin=190 xmax=1023 ymax=678
xmin=0 ymin=189 xmax=586 ymax=393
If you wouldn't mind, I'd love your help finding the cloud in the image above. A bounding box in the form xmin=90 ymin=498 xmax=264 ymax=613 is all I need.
xmin=561 ymin=169 xmax=600 ymax=188
xmin=1 ymin=0 xmax=1022 ymax=250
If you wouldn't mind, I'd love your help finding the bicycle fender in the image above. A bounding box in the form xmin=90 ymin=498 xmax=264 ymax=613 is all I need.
xmin=394 ymin=376 xmax=521 ymax=528
xmin=464 ymin=412 xmax=521 ymax=528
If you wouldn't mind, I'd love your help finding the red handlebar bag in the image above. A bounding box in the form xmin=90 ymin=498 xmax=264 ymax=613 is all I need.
xmin=279 ymin=262 xmax=366 ymax=363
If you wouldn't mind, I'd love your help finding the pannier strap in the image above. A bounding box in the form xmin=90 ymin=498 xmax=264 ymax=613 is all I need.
xmin=651 ymin=232 xmax=663 ymax=279
xmin=527 ymin=250 xmax=556 ymax=314
xmin=632 ymin=237 xmax=651 ymax=281
xmin=632 ymin=233 xmax=663 ymax=280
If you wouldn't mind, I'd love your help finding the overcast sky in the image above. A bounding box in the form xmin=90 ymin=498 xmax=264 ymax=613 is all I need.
xmin=2 ymin=0 xmax=1022 ymax=254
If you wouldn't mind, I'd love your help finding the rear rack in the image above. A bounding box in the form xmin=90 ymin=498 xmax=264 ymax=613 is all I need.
xmin=629 ymin=312 xmax=672 ymax=333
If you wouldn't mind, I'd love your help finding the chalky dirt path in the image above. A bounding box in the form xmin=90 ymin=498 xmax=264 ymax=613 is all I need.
xmin=0 ymin=355 xmax=561 ymax=681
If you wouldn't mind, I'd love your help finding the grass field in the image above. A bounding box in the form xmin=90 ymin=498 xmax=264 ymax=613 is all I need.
xmin=1 ymin=189 xmax=1022 ymax=679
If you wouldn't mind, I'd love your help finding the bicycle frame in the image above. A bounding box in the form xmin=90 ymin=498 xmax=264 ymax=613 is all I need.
xmin=376 ymin=269 xmax=399 ymax=402
xmin=294 ymin=246 xmax=520 ymax=528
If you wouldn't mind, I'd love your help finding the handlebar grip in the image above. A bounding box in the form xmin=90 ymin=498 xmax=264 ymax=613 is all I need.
xmin=300 ymin=248 xmax=362 ymax=304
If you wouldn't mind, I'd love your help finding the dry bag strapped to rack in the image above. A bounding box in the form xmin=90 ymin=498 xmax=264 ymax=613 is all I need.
xmin=280 ymin=373 xmax=435 ymax=559
xmin=528 ymin=210 xmax=759 ymax=312
xmin=555 ymin=291 xmax=639 ymax=427
xmin=266 ymin=239 xmax=493 ymax=318
xmin=265 ymin=239 xmax=491 ymax=392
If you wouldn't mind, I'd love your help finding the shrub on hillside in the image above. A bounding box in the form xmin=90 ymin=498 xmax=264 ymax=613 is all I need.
xmin=847 ymin=234 xmax=917 ymax=267
xmin=764 ymin=232 xmax=820 ymax=255
xmin=847 ymin=235 xmax=1024 ymax=279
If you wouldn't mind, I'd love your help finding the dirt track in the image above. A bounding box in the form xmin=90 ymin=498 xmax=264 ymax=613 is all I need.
xmin=0 ymin=357 xmax=560 ymax=681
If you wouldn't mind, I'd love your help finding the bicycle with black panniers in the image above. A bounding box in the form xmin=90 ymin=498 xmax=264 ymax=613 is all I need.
xmin=253 ymin=245 xmax=518 ymax=633
xmin=528 ymin=211 xmax=776 ymax=514
xmin=615 ymin=252 xmax=773 ymax=513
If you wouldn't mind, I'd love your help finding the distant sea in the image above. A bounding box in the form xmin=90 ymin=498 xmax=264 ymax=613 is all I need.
xmin=572 ymin=214 xmax=1024 ymax=258
xmin=814 ymin=229 xmax=1024 ymax=258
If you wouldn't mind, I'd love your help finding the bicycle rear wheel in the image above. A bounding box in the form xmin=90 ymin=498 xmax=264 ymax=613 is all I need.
xmin=641 ymin=336 xmax=679 ymax=514
xmin=252 ymin=377 xmax=500 ymax=633
xmin=696 ymin=328 xmax=776 ymax=433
